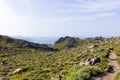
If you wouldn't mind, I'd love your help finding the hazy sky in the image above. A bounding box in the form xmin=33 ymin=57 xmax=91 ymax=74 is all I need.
xmin=0 ymin=0 xmax=120 ymax=37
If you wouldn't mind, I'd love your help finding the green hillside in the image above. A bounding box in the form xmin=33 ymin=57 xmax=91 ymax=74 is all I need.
xmin=54 ymin=36 xmax=85 ymax=50
xmin=0 ymin=35 xmax=120 ymax=80
xmin=0 ymin=35 xmax=57 ymax=51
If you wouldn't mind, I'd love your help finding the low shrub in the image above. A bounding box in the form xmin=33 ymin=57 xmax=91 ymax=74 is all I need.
xmin=69 ymin=66 xmax=102 ymax=80
xmin=115 ymin=72 xmax=120 ymax=80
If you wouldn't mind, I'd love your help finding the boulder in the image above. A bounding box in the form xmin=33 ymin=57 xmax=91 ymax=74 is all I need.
xmin=84 ymin=56 xmax=101 ymax=66
xmin=105 ymin=66 xmax=114 ymax=73
xmin=94 ymin=56 xmax=101 ymax=64
xmin=89 ymin=58 xmax=95 ymax=65
xmin=88 ymin=56 xmax=101 ymax=65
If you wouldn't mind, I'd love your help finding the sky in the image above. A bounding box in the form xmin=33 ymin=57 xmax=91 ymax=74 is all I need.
xmin=0 ymin=0 xmax=120 ymax=37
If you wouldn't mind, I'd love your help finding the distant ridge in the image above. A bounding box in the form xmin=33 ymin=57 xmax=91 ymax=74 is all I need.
xmin=0 ymin=35 xmax=58 ymax=51
xmin=12 ymin=36 xmax=58 ymax=44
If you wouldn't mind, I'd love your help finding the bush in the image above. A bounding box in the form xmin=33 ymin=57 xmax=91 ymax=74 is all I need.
xmin=69 ymin=66 xmax=102 ymax=80
xmin=115 ymin=73 xmax=120 ymax=80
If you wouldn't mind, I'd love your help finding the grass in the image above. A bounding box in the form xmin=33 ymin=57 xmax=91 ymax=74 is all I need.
xmin=1 ymin=36 xmax=120 ymax=80
xmin=115 ymin=73 xmax=120 ymax=80
xmin=65 ymin=66 xmax=102 ymax=80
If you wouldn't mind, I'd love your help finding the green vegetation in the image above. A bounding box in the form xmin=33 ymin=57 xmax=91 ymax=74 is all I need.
xmin=115 ymin=73 xmax=120 ymax=80
xmin=0 ymin=35 xmax=120 ymax=80
xmin=54 ymin=36 xmax=81 ymax=50
xmin=66 ymin=66 xmax=102 ymax=80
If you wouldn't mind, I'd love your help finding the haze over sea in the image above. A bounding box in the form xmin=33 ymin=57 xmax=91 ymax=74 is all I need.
xmin=0 ymin=0 xmax=120 ymax=38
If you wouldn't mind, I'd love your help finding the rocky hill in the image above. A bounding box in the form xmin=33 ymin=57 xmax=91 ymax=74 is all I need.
xmin=0 ymin=35 xmax=120 ymax=80
xmin=54 ymin=36 xmax=81 ymax=50
xmin=0 ymin=35 xmax=57 ymax=51
xmin=54 ymin=36 xmax=107 ymax=50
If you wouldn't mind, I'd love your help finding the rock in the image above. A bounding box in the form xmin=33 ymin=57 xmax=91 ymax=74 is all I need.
xmin=80 ymin=56 xmax=101 ymax=66
xmin=51 ymin=75 xmax=62 ymax=80
xmin=89 ymin=58 xmax=95 ymax=65
xmin=88 ymin=56 xmax=101 ymax=65
xmin=79 ymin=61 xmax=89 ymax=66
xmin=51 ymin=77 xmax=59 ymax=80
xmin=105 ymin=66 xmax=114 ymax=73
xmin=13 ymin=68 xmax=22 ymax=74
xmin=96 ymin=56 xmax=101 ymax=61
xmin=94 ymin=56 xmax=101 ymax=64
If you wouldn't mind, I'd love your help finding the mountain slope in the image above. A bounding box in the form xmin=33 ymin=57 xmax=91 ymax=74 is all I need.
xmin=0 ymin=35 xmax=120 ymax=80
xmin=54 ymin=36 xmax=81 ymax=50
xmin=0 ymin=35 xmax=57 ymax=51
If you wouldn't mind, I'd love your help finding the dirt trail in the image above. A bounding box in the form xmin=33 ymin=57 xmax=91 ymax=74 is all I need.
xmin=92 ymin=52 xmax=120 ymax=80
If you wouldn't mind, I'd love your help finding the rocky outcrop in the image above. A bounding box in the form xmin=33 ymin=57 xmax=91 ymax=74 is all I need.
xmin=54 ymin=36 xmax=80 ymax=50
xmin=79 ymin=56 xmax=101 ymax=66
